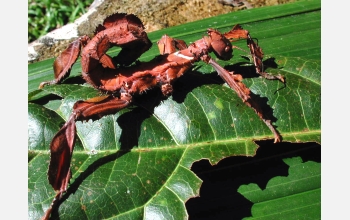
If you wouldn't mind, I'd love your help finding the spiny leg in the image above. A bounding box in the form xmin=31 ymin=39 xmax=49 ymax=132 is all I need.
xmin=47 ymin=94 xmax=132 ymax=195
xmin=224 ymin=25 xmax=285 ymax=83
xmin=39 ymin=36 xmax=90 ymax=89
xmin=204 ymin=55 xmax=281 ymax=143
xmin=157 ymin=34 xmax=188 ymax=55
xmin=156 ymin=35 xmax=190 ymax=96
xmin=246 ymin=34 xmax=285 ymax=82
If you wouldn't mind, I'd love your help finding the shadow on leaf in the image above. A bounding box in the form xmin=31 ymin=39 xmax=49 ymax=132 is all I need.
xmin=186 ymin=141 xmax=320 ymax=220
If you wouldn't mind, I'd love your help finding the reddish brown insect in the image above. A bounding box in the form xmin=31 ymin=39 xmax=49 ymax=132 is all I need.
xmin=39 ymin=13 xmax=284 ymax=219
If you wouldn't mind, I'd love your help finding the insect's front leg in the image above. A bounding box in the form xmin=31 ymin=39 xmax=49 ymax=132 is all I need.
xmin=246 ymin=35 xmax=285 ymax=82
xmin=203 ymin=55 xmax=282 ymax=143
xmin=223 ymin=25 xmax=284 ymax=83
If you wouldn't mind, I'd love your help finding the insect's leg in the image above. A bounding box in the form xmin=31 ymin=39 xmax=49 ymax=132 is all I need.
xmin=39 ymin=36 xmax=90 ymax=89
xmin=150 ymin=35 xmax=190 ymax=96
xmin=47 ymin=113 xmax=76 ymax=195
xmin=47 ymin=94 xmax=132 ymax=196
xmin=223 ymin=24 xmax=250 ymax=40
xmin=157 ymin=35 xmax=188 ymax=55
xmin=246 ymin=34 xmax=285 ymax=83
xmin=224 ymin=25 xmax=284 ymax=83
xmin=205 ymin=56 xmax=282 ymax=143
xmin=74 ymin=94 xmax=132 ymax=121
xmin=42 ymin=94 xmax=132 ymax=219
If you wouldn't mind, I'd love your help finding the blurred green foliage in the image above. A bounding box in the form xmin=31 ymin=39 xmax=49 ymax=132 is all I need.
xmin=28 ymin=0 xmax=94 ymax=43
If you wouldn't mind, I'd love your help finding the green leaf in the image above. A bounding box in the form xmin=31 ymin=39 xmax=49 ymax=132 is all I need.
xmin=28 ymin=0 xmax=321 ymax=219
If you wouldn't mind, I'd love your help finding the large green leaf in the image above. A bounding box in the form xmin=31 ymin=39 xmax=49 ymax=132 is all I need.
xmin=28 ymin=0 xmax=321 ymax=219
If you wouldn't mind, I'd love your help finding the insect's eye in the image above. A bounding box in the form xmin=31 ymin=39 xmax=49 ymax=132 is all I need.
xmin=225 ymin=46 xmax=230 ymax=52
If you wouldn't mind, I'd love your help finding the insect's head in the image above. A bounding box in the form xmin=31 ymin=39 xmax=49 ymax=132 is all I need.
xmin=207 ymin=28 xmax=233 ymax=61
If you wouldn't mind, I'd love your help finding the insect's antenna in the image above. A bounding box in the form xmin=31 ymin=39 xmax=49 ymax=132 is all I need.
xmin=231 ymin=45 xmax=250 ymax=54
